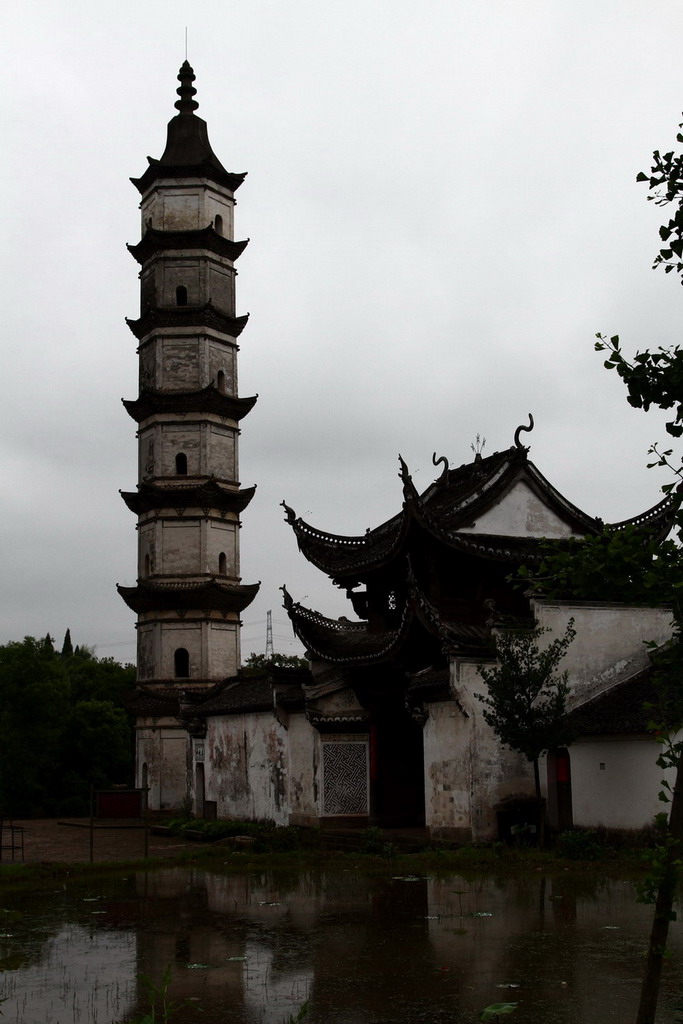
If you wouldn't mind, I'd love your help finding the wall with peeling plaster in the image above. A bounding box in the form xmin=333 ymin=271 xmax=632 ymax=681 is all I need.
xmin=136 ymin=722 xmax=189 ymax=810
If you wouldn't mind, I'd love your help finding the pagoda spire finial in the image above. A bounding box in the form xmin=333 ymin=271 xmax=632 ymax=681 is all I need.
xmin=175 ymin=60 xmax=199 ymax=115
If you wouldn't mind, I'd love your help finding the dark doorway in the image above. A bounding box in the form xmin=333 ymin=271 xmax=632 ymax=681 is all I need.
xmin=370 ymin=703 xmax=425 ymax=827
xmin=547 ymin=747 xmax=573 ymax=831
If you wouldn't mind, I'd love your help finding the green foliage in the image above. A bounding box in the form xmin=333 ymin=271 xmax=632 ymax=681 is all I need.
xmin=284 ymin=1002 xmax=309 ymax=1024
xmin=555 ymin=829 xmax=603 ymax=861
xmin=241 ymin=651 xmax=308 ymax=675
xmin=165 ymin=816 xmax=271 ymax=840
xmin=0 ymin=635 xmax=136 ymax=816
xmin=475 ymin=621 xmax=576 ymax=797
xmin=480 ymin=1004 xmax=518 ymax=1021
xmin=519 ymin=526 xmax=683 ymax=609
xmin=121 ymin=965 xmax=196 ymax=1024
xmin=359 ymin=826 xmax=397 ymax=858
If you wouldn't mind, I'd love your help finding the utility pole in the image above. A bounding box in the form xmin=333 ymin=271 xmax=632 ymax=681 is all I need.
xmin=265 ymin=610 xmax=274 ymax=660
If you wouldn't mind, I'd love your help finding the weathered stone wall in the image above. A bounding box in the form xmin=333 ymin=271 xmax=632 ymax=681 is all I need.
xmin=138 ymin=337 xmax=238 ymax=393
xmin=204 ymin=713 xmax=290 ymax=824
xmin=138 ymin=422 xmax=237 ymax=481
xmin=138 ymin=519 xmax=238 ymax=578
xmin=141 ymin=184 xmax=235 ymax=236
xmin=287 ymin=714 xmax=320 ymax=825
xmin=137 ymin=722 xmax=189 ymax=810
xmin=197 ymin=712 xmax=321 ymax=825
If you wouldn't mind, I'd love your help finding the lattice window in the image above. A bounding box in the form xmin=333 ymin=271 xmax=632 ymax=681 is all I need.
xmin=322 ymin=740 xmax=369 ymax=815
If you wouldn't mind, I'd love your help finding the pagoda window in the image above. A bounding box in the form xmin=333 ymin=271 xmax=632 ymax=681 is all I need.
xmin=174 ymin=648 xmax=190 ymax=678
xmin=218 ymin=552 xmax=227 ymax=575
xmin=175 ymin=285 xmax=188 ymax=306
xmin=217 ymin=370 xmax=226 ymax=393
xmin=387 ymin=591 xmax=397 ymax=612
xmin=214 ymin=214 xmax=223 ymax=235
xmin=144 ymin=554 xmax=150 ymax=577
xmin=175 ymin=452 xmax=188 ymax=476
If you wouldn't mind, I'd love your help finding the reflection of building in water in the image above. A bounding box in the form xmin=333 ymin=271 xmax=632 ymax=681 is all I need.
xmin=129 ymin=870 xmax=314 ymax=1024
xmin=124 ymin=65 xmax=679 ymax=841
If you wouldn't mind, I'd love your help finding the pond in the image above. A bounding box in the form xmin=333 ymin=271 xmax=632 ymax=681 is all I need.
xmin=0 ymin=866 xmax=681 ymax=1023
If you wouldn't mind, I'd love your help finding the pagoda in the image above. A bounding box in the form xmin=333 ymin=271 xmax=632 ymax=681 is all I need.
xmin=119 ymin=63 xmax=259 ymax=809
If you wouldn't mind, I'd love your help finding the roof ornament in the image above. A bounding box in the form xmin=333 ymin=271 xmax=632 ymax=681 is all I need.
xmin=174 ymin=60 xmax=199 ymax=115
xmin=280 ymin=584 xmax=294 ymax=612
xmin=432 ymin=452 xmax=449 ymax=484
xmin=514 ymin=413 xmax=534 ymax=450
xmin=280 ymin=500 xmax=297 ymax=524
xmin=398 ymin=454 xmax=418 ymax=505
xmin=470 ymin=433 xmax=486 ymax=463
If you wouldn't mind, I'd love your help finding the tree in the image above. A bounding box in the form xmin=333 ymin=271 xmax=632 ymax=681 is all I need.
xmin=475 ymin=620 xmax=576 ymax=844
xmin=61 ymin=628 xmax=73 ymax=658
xmin=0 ymin=637 xmax=71 ymax=815
xmin=0 ymin=635 xmax=136 ymax=816
xmin=241 ymin=651 xmax=308 ymax=674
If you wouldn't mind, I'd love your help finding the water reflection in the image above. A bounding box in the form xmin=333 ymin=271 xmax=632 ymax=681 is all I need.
xmin=0 ymin=868 xmax=680 ymax=1023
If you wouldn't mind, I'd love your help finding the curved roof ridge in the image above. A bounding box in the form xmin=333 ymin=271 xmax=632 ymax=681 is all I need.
xmin=608 ymin=491 xmax=678 ymax=534
xmin=281 ymin=587 xmax=408 ymax=664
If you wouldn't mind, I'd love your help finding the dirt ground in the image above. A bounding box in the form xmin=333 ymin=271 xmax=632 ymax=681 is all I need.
xmin=2 ymin=818 xmax=198 ymax=865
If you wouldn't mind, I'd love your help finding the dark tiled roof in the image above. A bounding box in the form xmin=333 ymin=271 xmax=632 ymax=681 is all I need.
xmin=284 ymin=446 xmax=677 ymax=582
xmin=117 ymin=578 xmax=259 ymax=614
xmin=285 ymin=584 xmax=492 ymax=666
xmin=131 ymin=63 xmax=246 ymax=195
xmin=124 ymin=687 xmax=182 ymax=716
xmin=569 ymin=670 xmax=659 ymax=736
xmin=128 ymin=227 xmax=248 ymax=265
xmin=193 ymin=676 xmax=275 ymax=716
xmin=126 ymin=304 xmax=249 ymax=341
xmin=123 ymin=386 xmax=257 ymax=423
xmin=289 ymin=603 xmax=403 ymax=665
xmin=120 ymin=479 xmax=256 ymax=516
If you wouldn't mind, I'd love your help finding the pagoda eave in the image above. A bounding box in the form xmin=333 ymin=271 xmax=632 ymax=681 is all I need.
xmin=120 ymin=482 xmax=256 ymax=515
xmin=117 ymin=579 xmax=260 ymax=615
xmin=126 ymin=305 xmax=249 ymax=340
xmin=131 ymin=163 xmax=246 ymax=196
xmin=122 ymin=386 xmax=257 ymax=422
xmin=127 ymin=227 xmax=249 ymax=265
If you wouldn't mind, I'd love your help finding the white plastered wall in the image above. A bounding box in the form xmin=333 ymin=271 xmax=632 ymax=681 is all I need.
xmin=570 ymin=734 xmax=680 ymax=829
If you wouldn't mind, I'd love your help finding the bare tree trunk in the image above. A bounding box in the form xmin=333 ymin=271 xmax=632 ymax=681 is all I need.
xmin=636 ymin=747 xmax=683 ymax=1024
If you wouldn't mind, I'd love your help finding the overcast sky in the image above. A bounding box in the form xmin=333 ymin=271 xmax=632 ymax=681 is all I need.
xmin=3 ymin=0 xmax=683 ymax=663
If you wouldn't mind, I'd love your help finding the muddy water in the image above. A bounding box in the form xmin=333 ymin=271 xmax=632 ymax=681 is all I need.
xmin=0 ymin=868 xmax=681 ymax=1023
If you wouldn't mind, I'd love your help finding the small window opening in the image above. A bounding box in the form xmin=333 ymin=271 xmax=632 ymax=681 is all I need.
xmin=174 ymin=648 xmax=190 ymax=678
xmin=387 ymin=590 xmax=397 ymax=611
xmin=214 ymin=214 xmax=224 ymax=235
xmin=175 ymin=452 xmax=188 ymax=475
xmin=144 ymin=554 xmax=150 ymax=576
xmin=175 ymin=285 xmax=188 ymax=306
xmin=217 ymin=370 xmax=226 ymax=393
xmin=146 ymin=217 xmax=153 ymax=229
xmin=218 ymin=552 xmax=227 ymax=575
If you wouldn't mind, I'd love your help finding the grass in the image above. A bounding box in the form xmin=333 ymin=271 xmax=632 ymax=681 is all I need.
xmin=0 ymin=835 xmax=656 ymax=896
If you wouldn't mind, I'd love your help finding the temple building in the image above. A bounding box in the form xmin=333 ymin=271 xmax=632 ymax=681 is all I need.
xmin=121 ymin=66 xmax=678 ymax=838
xmin=120 ymin=63 xmax=259 ymax=810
